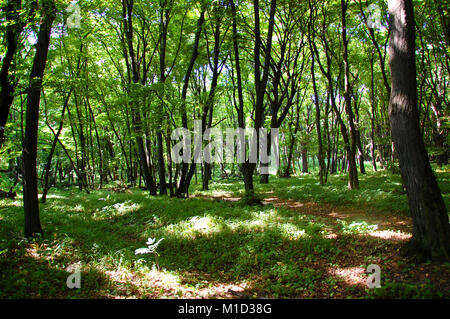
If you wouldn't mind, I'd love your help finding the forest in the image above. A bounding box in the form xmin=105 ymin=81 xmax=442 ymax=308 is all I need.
xmin=0 ymin=0 xmax=449 ymax=299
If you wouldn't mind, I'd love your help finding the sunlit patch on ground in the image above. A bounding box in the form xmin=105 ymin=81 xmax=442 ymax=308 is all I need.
xmin=102 ymin=265 xmax=250 ymax=298
xmin=25 ymin=247 xmax=41 ymax=260
xmin=1 ymin=171 xmax=449 ymax=299
xmin=327 ymin=266 xmax=367 ymax=287
xmin=73 ymin=204 xmax=84 ymax=212
xmin=190 ymin=216 xmax=215 ymax=231
xmin=0 ymin=199 xmax=22 ymax=208
xmin=324 ymin=233 xmax=338 ymax=239
xmin=368 ymin=230 xmax=412 ymax=241
xmin=192 ymin=189 xmax=234 ymax=198
xmin=93 ymin=201 xmax=141 ymax=219
xmin=220 ymin=196 xmax=241 ymax=202
xmin=44 ymin=194 xmax=65 ymax=200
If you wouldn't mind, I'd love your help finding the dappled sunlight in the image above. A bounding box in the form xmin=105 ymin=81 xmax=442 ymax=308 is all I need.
xmin=327 ymin=266 xmax=367 ymax=287
xmin=142 ymin=267 xmax=250 ymax=298
xmin=328 ymin=211 xmax=350 ymax=219
xmin=190 ymin=216 xmax=216 ymax=232
xmin=43 ymin=194 xmax=66 ymax=200
xmin=25 ymin=246 xmax=41 ymax=260
xmin=367 ymin=229 xmax=411 ymax=241
xmin=2 ymin=170 xmax=449 ymax=299
xmin=324 ymin=233 xmax=338 ymax=239
xmin=93 ymin=201 xmax=142 ymax=220
xmin=0 ymin=199 xmax=23 ymax=209
xmin=102 ymin=263 xmax=250 ymax=298
xmin=221 ymin=197 xmax=241 ymax=202
xmin=164 ymin=214 xmax=226 ymax=239
xmin=192 ymin=189 xmax=234 ymax=198
xmin=278 ymin=223 xmax=308 ymax=240
xmin=249 ymin=209 xmax=278 ymax=222
xmin=263 ymin=197 xmax=305 ymax=209
xmin=73 ymin=204 xmax=84 ymax=212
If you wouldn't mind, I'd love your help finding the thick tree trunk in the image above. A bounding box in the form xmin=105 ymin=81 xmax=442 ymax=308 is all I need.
xmin=388 ymin=0 xmax=450 ymax=262
xmin=23 ymin=0 xmax=55 ymax=238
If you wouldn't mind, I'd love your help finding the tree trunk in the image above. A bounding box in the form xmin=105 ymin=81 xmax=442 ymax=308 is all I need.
xmin=122 ymin=0 xmax=157 ymax=195
xmin=341 ymin=0 xmax=359 ymax=189
xmin=311 ymin=54 xmax=325 ymax=185
xmin=244 ymin=0 xmax=276 ymax=194
xmin=42 ymin=90 xmax=72 ymax=203
xmin=176 ymin=9 xmax=205 ymax=197
xmin=23 ymin=0 xmax=55 ymax=238
xmin=370 ymin=53 xmax=378 ymax=172
xmin=388 ymin=0 xmax=450 ymax=262
xmin=0 ymin=0 xmax=26 ymax=149
xmin=301 ymin=148 xmax=308 ymax=173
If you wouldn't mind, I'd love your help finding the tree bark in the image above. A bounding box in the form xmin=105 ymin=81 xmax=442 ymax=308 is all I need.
xmin=23 ymin=0 xmax=56 ymax=238
xmin=388 ymin=0 xmax=450 ymax=262
xmin=175 ymin=9 xmax=205 ymax=197
xmin=122 ymin=0 xmax=157 ymax=195
xmin=341 ymin=0 xmax=359 ymax=189
xmin=241 ymin=0 xmax=276 ymax=195
xmin=0 ymin=0 xmax=26 ymax=149
xmin=311 ymin=54 xmax=325 ymax=185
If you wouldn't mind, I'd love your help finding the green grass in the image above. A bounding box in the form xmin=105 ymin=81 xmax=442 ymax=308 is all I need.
xmin=198 ymin=165 xmax=450 ymax=217
xmin=0 ymin=189 xmax=336 ymax=298
xmin=0 ymin=167 xmax=449 ymax=298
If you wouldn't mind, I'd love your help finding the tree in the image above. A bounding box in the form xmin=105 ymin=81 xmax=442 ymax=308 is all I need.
xmin=122 ymin=0 xmax=157 ymax=195
xmin=230 ymin=0 xmax=277 ymax=197
xmin=388 ymin=0 xmax=450 ymax=262
xmin=340 ymin=0 xmax=359 ymax=189
xmin=23 ymin=0 xmax=56 ymax=238
xmin=175 ymin=7 xmax=206 ymax=197
xmin=0 ymin=0 xmax=31 ymax=148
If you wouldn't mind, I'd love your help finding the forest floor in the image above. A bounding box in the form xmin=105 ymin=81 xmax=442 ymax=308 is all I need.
xmin=0 ymin=168 xmax=449 ymax=299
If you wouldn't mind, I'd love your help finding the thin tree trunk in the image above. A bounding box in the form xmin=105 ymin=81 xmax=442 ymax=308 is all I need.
xmin=311 ymin=54 xmax=325 ymax=185
xmin=176 ymin=9 xmax=205 ymax=197
xmin=341 ymin=0 xmax=359 ymax=189
xmin=370 ymin=53 xmax=377 ymax=172
xmin=41 ymin=89 xmax=72 ymax=203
